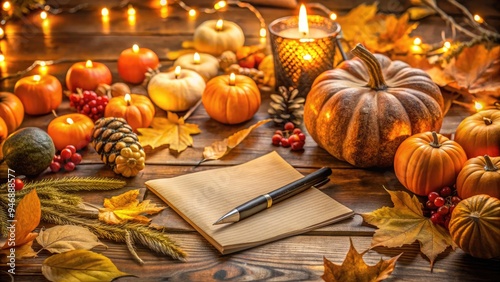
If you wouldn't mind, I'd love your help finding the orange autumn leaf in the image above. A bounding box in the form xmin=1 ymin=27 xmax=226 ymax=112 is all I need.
xmin=98 ymin=189 xmax=165 ymax=225
xmin=322 ymin=238 xmax=401 ymax=282
xmin=1 ymin=189 xmax=41 ymax=249
xmin=361 ymin=188 xmax=455 ymax=269
xmin=137 ymin=112 xmax=201 ymax=153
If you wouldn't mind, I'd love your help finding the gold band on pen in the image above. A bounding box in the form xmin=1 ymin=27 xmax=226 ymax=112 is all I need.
xmin=263 ymin=194 xmax=273 ymax=208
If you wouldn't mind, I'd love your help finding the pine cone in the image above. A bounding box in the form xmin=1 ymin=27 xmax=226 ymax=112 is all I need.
xmin=268 ymin=86 xmax=305 ymax=125
xmin=91 ymin=117 xmax=146 ymax=177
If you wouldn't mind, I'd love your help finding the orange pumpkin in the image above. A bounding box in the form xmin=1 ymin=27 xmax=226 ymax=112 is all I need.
xmin=454 ymin=110 xmax=500 ymax=158
xmin=14 ymin=74 xmax=62 ymax=115
xmin=47 ymin=113 xmax=95 ymax=151
xmin=0 ymin=116 xmax=8 ymax=142
xmin=304 ymin=44 xmax=444 ymax=167
xmin=104 ymin=94 xmax=155 ymax=131
xmin=449 ymin=194 xmax=500 ymax=259
xmin=0 ymin=92 xmax=24 ymax=134
xmin=394 ymin=131 xmax=467 ymax=196
xmin=118 ymin=45 xmax=159 ymax=84
xmin=456 ymin=155 xmax=500 ymax=199
xmin=202 ymin=73 xmax=261 ymax=124
xmin=66 ymin=60 xmax=112 ymax=92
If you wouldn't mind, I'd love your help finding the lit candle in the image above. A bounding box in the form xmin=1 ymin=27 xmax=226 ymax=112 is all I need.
xmin=173 ymin=52 xmax=219 ymax=81
xmin=215 ymin=19 xmax=224 ymax=31
xmin=278 ymin=5 xmax=328 ymax=39
xmin=14 ymin=74 xmax=63 ymax=115
xmin=65 ymin=60 xmax=112 ymax=92
xmin=174 ymin=66 xmax=181 ymax=79
xmin=229 ymin=73 xmax=236 ymax=86
xmin=104 ymin=93 xmax=155 ymax=131
xmin=47 ymin=113 xmax=94 ymax=150
xmin=193 ymin=19 xmax=245 ymax=56
xmin=124 ymin=93 xmax=131 ymax=105
xmin=117 ymin=44 xmax=159 ymax=84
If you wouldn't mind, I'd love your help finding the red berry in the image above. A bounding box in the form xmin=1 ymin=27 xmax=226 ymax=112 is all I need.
xmin=70 ymin=153 xmax=82 ymax=165
xmin=53 ymin=155 xmax=62 ymax=163
xmin=50 ymin=161 xmax=61 ymax=172
xmin=64 ymin=162 xmax=76 ymax=172
xmin=14 ymin=178 xmax=24 ymax=191
xmin=451 ymin=196 xmax=461 ymax=205
xmin=65 ymin=145 xmax=77 ymax=154
xmin=60 ymin=148 xmax=73 ymax=160
xmin=426 ymin=200 xmax=436 ymax=210
xmin=288 ymin=134 xmax=300 ymax=144
xmin=434 ymin=196 xmax=445 ymax=207
xmin=430 ymin=213 xmax=442 ymax=225
xmin=437 ymin=205 xmax=449 ymax=215
xmin=292 ymin=128 xmax=302 ymax=135
xmin=428 ymin=191 xmax=440 ymax=202
xmin=439 ymin=186 xmax=452 ymax=197
xmin=281 ymin=138 xmax=290 ymax=147
xmin=274 ymin=130 xmax=283 ymax=136
xmin=284 ymin=122 xmax=294 ymax=131
xmin=291 ymin=141 xmax=304 ymax=151
xmin=298 ymin=133 xmax=306 ymax=141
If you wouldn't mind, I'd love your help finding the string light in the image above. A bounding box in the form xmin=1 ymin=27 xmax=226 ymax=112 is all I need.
xmin=443 ymin=41 xmax=451 ymax=52
xmin=329 ymin=13 xmax=337 ymax=21
xmin=2 ymin=1 xmax=11 ymax=11
xmin=101 ymin=7 xmax=109 ymax=17
xmin=473 ymin=14 xmax=484 ymax=24
xmin=160 ymin=0 xmax=168 ymax=7
xmin=413 ymin=37 xmax=422 ymax=45
xmin=0 ymin=27 xmax=4 ymax=39
xmin=214 ymin=1 xmax=227 ymax=10
xmin=0 ymin=53 xmax=4 ymax=62
xmin=127 ymin=5 xmax=136 ymax=16
xmin=474 ymin=101 xmax=484 ymax=112
xmin=40 ymin=11 xmax=48 ymax=20
xmin=188 ymin=9 xmax=196 ymax=17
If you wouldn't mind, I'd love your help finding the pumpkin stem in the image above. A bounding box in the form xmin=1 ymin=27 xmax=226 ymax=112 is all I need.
xmin=483 ymin=155 xmax=498 ymax=171
xmin=429 ymin=131 xmax=442 ymax=148
xmin=483 ymin=117 xmax=493 ymax=125
xmin=351 ymin=44 xmax=387 ymax=91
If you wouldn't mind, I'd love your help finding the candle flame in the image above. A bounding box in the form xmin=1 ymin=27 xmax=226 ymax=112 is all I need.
xmin=188 ymin=9 xmax=196 ymax=17
xmin=66 ymin=117 xmax=74 ymax=125
xmin=413 ymin=37 xmax=422 ymax=45
xmin=216 ymin=19 xmax=224 ymax=31
xmin=40 ymin=11 xmax=48 ymax=20
xmin=128 ymin=5 xmax=136 ymax=16
xmin=33 ymin=75 xmax=41 ymax=82
xmin=132 ymin=44 xmax=139 ymax=53
xmin=2 ymin=1 xmax=11 ymax=11
xmin=259 ymin=28 xmax=266 ymax=38
xmin=160 ymin=0 xmax=168 ymax=7
xmin=298 ymin=4 xmax=309 ymax=37
xmin=85 ymin=60 xmax=93 ymax=68
xmin=124 ymin=93 xmax=131 ymax=104
xmin=214 ymin=1 xmax=226 ymax=10
xmin=193 ymin=52 xmax=201 ymax=64
xmin=174 ymin=66 xmax=181 ymax=78
xmin=229 ymin=73 xmax=236 ymax=86
xmin=474 ymin=101 xmax=484 ymax=112
xmin=101 ymin=7 xmax=109 ymax=17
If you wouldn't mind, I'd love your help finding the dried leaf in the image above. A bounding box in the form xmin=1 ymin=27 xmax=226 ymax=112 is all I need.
xmin=361 ymin=189 xmax=455 ymax=269
xmin=98 ymin=189 xmax=165 ymax=225
xmin=407 ymin=6 xmax=437 ymax=20
xmin=1 ymin=189 xmax=41 ymax=249
xmin=202 ymin=119 xmax=271 ymax=161
xmin=36 ymin=225 xmax=107 ymax=254
xmin=137 ymin=112 xmax=201 ymax=152
xmin=42 ymin=249 xmax=130 ymax=282
xmin=322 ymin=238 xmax=401 ymax=282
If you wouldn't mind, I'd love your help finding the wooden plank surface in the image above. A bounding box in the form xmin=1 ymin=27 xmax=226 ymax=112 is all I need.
xmin=1 ymin=0 xmax=499 ymax=281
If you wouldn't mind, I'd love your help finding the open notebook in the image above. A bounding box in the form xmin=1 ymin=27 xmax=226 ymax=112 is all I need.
xmin=145 ymin=151 xmax=354 ymax=254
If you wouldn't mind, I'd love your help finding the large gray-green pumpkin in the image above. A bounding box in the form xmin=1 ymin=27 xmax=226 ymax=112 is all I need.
xmin=304 ymin=44 xmax=444 ymax=167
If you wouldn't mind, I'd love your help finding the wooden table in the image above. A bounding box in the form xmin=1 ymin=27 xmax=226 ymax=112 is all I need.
xmin=1 ymin=0 xmax=499 ymax=281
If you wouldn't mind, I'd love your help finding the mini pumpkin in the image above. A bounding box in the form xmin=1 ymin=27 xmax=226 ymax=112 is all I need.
xmin=0 ymin=92 xmax=24 ymax=134
xmin=454 ymin=110 xmax=500 ymax=158
xmin=449 ymin=194 xmax=500 ymax=259
xmin=14 ymin=74 xmax=62 ymax=115
xmin=193 ymin=20 xmax=245 ymax=56
xmin=304 ymin=44 xmax=444 ymax=167
xmin=104 ymin=94 xmax=155 ymax=131
xmin=202 ymin=73 xmax=261 ymax=124
xmin=394 ymin=131 xmax=467 ymax=196
xmin=456 ymin=155 xmax=500 ymax=199
xmin=0 ymin=116 xmax=8 ymax=142
xmin=47 ymin=113 xmax=94 ymax=151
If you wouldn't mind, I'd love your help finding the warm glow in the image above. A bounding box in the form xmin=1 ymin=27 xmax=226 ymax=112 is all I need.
xmin=474 ymin=14 xmax=484 ymax=24
xmin=0 ymin=54 xmax=4 ymax=62
xmin=40 ymin=11 xmax=48 ymax=20
xmin=39 ymin=61 xmax=46 ymax=67
xmin=128 ymin=5 xmax=136 ymax=16
xmin=259 ymin=28 xmax=266 ymax=38
xmin=229 ymin=73 xmax=236 ymax=86
xmin=188 ymin=9 xmax=196 ymax=17
xmin=413 ymin=37 xmax=422 ymax=45
xmin=2 ymin=1 xmax=11 ymax=11
xmin=215 ymin=19 xmax=224 ymax=31
xmin=174 ymin=66 xmax=181 ymax=78
xmin=66 ymin=118 xmax=74 ymax=125
xmin=214 ymin=1 xmax=226 ymax=10
xmin=124 ymin=93 xmax=131 ymax=104
xmin=193 ymin=52 xmax=201 ymax=64
xmin=298 ymin=4 xmax=309 ymax=37
xmin=132 ymin=44 xmax=139 ymax=53
xmin=160 ymin=0 xmax=168 ymax=6
xmin=85 ymin=60 xmax=93 ymax=68
xmin=443 ymin=41 xmax=451 ymax=49
xmin=474 ymin=101 xmax=484 ymax=111
xmin=33 ymin=75 xmax=41 ymax=82
xmin=329 ymin=13 xmax=337 ymax=21
xmin=0 ymin=27 xmax=4 ymax=38
xmin=101 ymin=7 xmax=109 ymax=17
xmin=303 ymin=54 xmax=312 ymax=61
xmin=161 ymin=6 xmax=168 ymax=18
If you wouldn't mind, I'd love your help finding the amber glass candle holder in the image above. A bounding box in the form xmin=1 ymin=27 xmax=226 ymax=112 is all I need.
xmin=269 ymin=15 xmax=341 ymax=97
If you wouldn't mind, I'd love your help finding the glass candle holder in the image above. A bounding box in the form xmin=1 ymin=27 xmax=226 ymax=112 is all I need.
xmin=269 ymin=15 xmax=341 ymax=97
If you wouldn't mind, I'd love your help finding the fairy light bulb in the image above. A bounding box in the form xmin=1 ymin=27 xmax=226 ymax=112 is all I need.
xmin=101 ymin=7 xmax=109 ymax=17
xmin=0 ymin=27 xmax=4 ymax=38
xmin=214 ymin=1 xmax=226 ymax=10
xmin=413 ymin=37 xmax=422 ymax=45
xmin=329 ymin=13 xmax=337 ymax=21
xmin=0 ymin=53 xmax=5 ymax=62
xmin=188 ymin=9 xmax=196 ymax=17
xmin=474 ymin=14 xmax=484 ymax=24
xmin=2 ymin=1 xmax=11 ymax=11
xmin=443 ymin=41 xmax=451 ymax=52
xmin=128 ymin=5 xmax=136 ymax=16
xmin=160 ymin=0 xmax=168 ymax=6
xmin=40 ymin=11 xmax=48 ymax=20
xmin=259 ymin=27 xmax=266 ymax=38
xmin=474 ymin=101 xmax=484 ymax=112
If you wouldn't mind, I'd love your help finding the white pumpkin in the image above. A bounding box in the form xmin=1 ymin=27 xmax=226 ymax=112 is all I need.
xmin=193 ymin=20 xmax=245 ymax=56
xmin=173 ymin=52 xmax=220 ymax=82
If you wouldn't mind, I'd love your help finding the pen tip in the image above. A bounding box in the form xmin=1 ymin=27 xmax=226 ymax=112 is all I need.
xmin=213 ymin=209 xmax=240 ymax=225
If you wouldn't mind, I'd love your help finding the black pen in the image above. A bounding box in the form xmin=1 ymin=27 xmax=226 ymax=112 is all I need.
xmin=213 ymin=167 xmax=332 ymax=225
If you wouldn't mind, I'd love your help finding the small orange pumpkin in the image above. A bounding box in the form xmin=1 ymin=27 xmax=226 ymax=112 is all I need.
xmin=449 ymin=194 xmax=500 ymax=259
xmin=0 ymin=92 xmax=24 ymax=134
xmin=14 ymin=74 xmax=62 ymax=115
xmin=456 ymin=155 xmax=500 ymax=199
xmin=104 ymin=94 xmax=155 ymax=131
xmin=394 ymin=131 xmax=467 ymax=196
xmin=202 ymin=73 xmax=261 ymax=124
xmin=47 ymin=113 xmax=95 ymax=151
xmin=66 ymin=60 xmax=112 ymax=92
xmin=0 ymin=116 xmax=8 ymax=142
xmin=454 ymin=110 xmax=500 ymax=158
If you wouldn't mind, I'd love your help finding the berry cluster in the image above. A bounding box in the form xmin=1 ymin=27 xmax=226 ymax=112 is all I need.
xmin=271 ymin=122 xmax=306 ymax=151
xmin=69 ymin=90 xmax=108 ymax=121
xmin=50 ymin=145 xmax=83 ymax=173
xmin=423 ymin=186 xmax=462 ymax=229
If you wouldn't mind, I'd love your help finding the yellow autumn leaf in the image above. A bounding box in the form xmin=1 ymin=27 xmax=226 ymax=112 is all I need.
xmin=137 ymin=112 xmax=201 ymax=152
xmin=42 ymin=249 xmax=130 ymax=282
xmin=202 ymin=119 xmax=271 ymax=162
xmin=98 ymin=189 xmax=165 ymax=225
xmin=361 ymin=188 xmax=455 ymax=269
xmin=322 ymin=238 xmax=401 ymax=282
xmin=36 ymin=225 xmax=107 ymax=254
